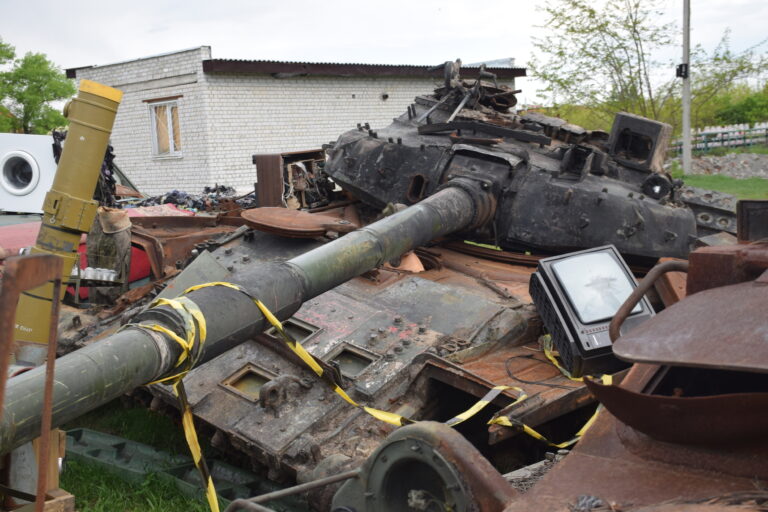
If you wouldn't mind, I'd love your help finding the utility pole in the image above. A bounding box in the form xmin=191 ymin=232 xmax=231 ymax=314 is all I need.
xmin=680 ymin=0 xmax=692 ymax=174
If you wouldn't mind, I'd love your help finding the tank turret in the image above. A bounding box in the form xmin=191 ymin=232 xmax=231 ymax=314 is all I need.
xmin=323 ymin=72 xmax=728 ymax=260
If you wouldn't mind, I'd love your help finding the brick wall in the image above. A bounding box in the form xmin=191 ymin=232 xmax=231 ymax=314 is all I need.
xmin=75 ymin=47 xmax=214 ymax=195
xmin=201 ymin=74 xmax=449 ymax=191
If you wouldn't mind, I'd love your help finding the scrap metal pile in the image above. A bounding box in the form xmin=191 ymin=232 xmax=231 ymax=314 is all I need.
xmin=134 ymin=185 xmax=254 ymax=212
xmin=1 ymin=69 xmax=764 ymax=512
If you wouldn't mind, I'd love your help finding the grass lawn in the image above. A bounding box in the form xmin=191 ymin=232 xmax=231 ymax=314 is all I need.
xmin=680 ymin=174 xmax=768 ymax=199
xmin=62 ymin=399 xmax=190 ymax=455
xmin=60 ymin=399 xmax=210 ymax=512
xmin=62 ymin=459 xmax=208 ymax=512
xmin=669 ymin=158 xmax=768 ymax=200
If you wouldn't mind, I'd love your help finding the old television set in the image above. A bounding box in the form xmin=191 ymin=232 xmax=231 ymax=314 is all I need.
xmin=529 ymin=245 xmax=655 ymax=377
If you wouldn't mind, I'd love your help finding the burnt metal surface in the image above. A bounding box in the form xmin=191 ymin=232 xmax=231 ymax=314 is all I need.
xmin=130 ymin=215 xmax=245 ymax=278
xmin=322 ymin=69 xmax=735 ymax=259
xmin=679 ymin=186 xmax=737 ymax=235
xmin=613 ymin=279 xmax=768 ymax=371
xmin=737 ymin=199 xmax=768 ymax=242
xmin=12 ymin=69 xmax=757 ymax=510
xmin=252 ymin=150 xmax=334 ymax=210
xmin=150 ymin=240 xmax=532 ymax=477
xmin=499 ymin=358 xmax=768 ymax=511
xmin=331 ymin=234 xmax=768 ymax=511
xmin=501 ymin=410 xmax=762 ymax=511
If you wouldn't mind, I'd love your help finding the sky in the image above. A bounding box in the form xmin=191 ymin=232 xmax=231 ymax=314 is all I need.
xmin=1 ymin=0 xmax=766 ymax=106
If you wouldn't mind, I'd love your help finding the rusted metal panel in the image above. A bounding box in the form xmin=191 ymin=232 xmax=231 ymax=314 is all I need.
xmin=130 ymin=216 xmax=244 ymax=278
xmin=242 ymin=206 xmax=360 ymax=238
xmin=501 ymin=362 xmax=766 ymax=510
xmin=653 ymin=257 xmax=688 ymax=306
xmin=502 ymin=413 xmax=760 ymax=511
xmin=613 ymin=279 xmax=768 ymax=371
xmin=0 ymin=255 xmax=62 ymax=413
xmin=251 ymin=154 xmax=284 ymax=207
xmin=411 ymin=247 xmax=536 ymax=304
xmin=686 ymin=243 xmax=768 ymax=295
xmin=586 ymin=378 xmax=768 ymax=445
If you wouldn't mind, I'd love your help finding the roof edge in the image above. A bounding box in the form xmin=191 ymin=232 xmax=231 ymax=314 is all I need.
xmin=201 ymin=59 xmax=526 ymax=79
xmin=66 ymin=46 xmax=211 ymax=78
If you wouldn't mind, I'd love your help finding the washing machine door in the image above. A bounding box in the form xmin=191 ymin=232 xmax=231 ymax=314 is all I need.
xmin=0 ymin=134 xmax=57 ymax=214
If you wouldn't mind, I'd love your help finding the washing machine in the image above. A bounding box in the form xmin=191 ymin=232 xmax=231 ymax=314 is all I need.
xmin=0 ymin=133 xmax=58 ymax=214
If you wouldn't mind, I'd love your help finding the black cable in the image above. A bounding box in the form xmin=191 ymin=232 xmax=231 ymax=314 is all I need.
xmin=504 ymin=354 xmax=573 ymax=390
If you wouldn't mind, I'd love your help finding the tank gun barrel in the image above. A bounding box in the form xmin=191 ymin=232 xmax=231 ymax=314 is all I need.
xmin=0 ymin=184 xmax=485 ymax=455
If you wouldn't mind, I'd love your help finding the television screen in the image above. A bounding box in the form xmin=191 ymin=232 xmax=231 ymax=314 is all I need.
xmin=551 ymin=252 xmax=642 ymax=324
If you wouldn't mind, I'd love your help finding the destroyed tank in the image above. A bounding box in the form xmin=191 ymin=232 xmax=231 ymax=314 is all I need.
xmin=0 ymin=69 xmax=745 ymax=511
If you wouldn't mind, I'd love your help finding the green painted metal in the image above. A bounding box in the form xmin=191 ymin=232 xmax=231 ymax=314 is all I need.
xmin=0 ymin=186 xmax=479 ymax=455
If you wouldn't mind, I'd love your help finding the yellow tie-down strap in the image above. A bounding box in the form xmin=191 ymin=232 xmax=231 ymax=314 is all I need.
xmin=139 ymin=280 xmax=608 ymax=473
xmin=541 ymin=334 xmax=583 ymax=382
xmin=183 ymin=282 xmax=529 ymax=428
xmin=122 ymin=294 xmax=219 ymax=512
xmin=488 ymin=334 xmax=614 ymax=447
xmin=489 ymin=374 xmax=613 ymax=448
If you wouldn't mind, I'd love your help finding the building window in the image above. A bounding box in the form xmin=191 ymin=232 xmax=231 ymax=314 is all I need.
xmin=149 ymin=100 xmax=182 ymax=157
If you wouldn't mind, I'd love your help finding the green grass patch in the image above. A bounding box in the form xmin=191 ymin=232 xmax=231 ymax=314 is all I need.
xmin=680 ymin=174 xmax=768 ymax=199
xmin=61 ymin=459 xmax=208 ymax=512
xmin=668 ymin=158 xmax=768 ymax=199
xmin=61 ymin=398 xmax=212 ymax=511
xmin=63 ymin=399 xmax=190 ymax=456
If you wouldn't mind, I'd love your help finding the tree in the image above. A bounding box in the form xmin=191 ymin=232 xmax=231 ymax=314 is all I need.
xmin=529 ymin=0 xmax=767 ymax=132
xmin=0 ymin=38 xmax=16 ymax=132
xmin=0 ymin=38 xmax=13 ymax=65
xmin=715 ymin=84 xmax=768 ymax=126
xmin=0 ymin=50 xmax=75 ymax=134
xmin=529 ymin=0 xmax=674 ymax=123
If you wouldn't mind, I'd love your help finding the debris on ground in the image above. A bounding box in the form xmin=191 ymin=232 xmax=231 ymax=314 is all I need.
xmin=132 ymin=185 xmax=259 ymax=212
xmin=503 ymin=450 xmax=569 ymax=492
xmin=690 ymin=153 xmax=768 ymax=179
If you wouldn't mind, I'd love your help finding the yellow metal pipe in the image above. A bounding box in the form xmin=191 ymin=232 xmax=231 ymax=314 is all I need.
xmin=14 ymin=80 xmax=122 ymax=344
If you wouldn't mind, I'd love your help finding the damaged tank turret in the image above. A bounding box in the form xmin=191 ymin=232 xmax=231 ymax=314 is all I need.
xmin=323 ymin=71 xmax=731 ymax=259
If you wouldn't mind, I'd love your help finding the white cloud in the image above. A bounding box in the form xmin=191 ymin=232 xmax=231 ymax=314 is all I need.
xmin=0 ymin=0 xmax=764 ymax=106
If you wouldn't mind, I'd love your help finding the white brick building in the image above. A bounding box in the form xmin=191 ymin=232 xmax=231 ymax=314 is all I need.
xmin=67 ymin=47 xmax=525 ymax=195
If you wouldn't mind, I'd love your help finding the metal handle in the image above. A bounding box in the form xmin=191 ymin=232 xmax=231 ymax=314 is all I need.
xmin=609 ymin=260 xmax=689 ymax=343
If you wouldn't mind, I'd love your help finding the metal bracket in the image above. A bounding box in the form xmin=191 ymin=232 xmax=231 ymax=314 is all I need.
xmin=42 ymin=190 xmax=98 ymax=232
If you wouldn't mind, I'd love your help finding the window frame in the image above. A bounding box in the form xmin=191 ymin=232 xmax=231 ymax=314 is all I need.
xmin=148 ymin=99 xmax=183 ymax=159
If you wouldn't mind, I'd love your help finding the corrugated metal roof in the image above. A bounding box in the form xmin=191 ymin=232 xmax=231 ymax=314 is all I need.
xmin=201 ymin=59 xmax=526 ymax=78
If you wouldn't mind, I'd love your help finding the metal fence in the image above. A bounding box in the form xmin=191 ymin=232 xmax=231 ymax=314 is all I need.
xmin=669 ymin=122 xmax=768 ymax=155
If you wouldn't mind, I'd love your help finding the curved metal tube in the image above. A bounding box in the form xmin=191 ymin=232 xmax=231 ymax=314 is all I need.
xmin=223 ymin=470 xmax=360 ymax=512
xmin=0 ymin=185 xmax=483 ymax=455
xmin=609 ymin=260 xmax=689 ymax=343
